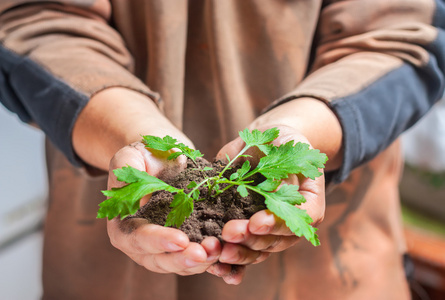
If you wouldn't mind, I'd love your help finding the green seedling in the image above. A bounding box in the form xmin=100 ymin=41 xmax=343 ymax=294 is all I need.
xmin=97 ymin=128 xmax=327 ymax=246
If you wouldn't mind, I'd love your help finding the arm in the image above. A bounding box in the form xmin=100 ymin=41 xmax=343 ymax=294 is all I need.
xmin=267 ymin=0 xmax=445 ymax=183
xmin=0 ymin=2 xmax=226 ymax=280
xmin=0 ymin=2 xmax=159 ymax=168
xmin=217 ymin=0 xmax=445 ymax=274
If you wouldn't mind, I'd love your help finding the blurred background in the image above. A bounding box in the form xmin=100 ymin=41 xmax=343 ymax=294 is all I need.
xmin=400 ymin=97 xmax=445 ymax=300
xmin=0 ymin=96 xmax=444 ymax=299
xmin=0 ymin=105 xmax=47 ymax=299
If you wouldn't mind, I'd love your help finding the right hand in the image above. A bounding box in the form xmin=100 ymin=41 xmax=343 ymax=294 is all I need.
xmin=73 ymin=87 xmax=250 ymax=281
xmin=106 ymin=142 xmax=223 ymax=276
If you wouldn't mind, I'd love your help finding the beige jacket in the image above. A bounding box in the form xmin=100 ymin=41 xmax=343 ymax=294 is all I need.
xmin=1 ymin=0 xmax=444 ymax=299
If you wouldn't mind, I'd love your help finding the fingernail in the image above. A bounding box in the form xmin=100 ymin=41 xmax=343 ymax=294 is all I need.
xmin=220 ymin=251 xmax=239 ymax=264
xmin=253 ymin=225 xmax=270 ymax=234
xmin=185 ymin=259 xmax=201 ymax=268
xmin=206 ymin=254 xmax=219 ymax=262
xmin=166 ymin=242 xmax=184 ymax=252
xmin=229 ymin=233 xmax=244 ymax=243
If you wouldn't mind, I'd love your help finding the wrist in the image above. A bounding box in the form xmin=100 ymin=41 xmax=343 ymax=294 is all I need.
xmin=72 ymin=87 xmax=190 ymax=170
xmin=251 ymin=97 xmax=343 ymax=171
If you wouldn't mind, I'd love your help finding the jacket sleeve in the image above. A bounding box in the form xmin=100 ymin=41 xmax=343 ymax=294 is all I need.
xmin=268 ymin=0 xmax=445 ymax=184
xmin=0 ymin=2 xmax=159 ymax=166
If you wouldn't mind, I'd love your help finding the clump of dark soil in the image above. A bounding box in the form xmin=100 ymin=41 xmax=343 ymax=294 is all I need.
xmin=133 ymin=157 xmax=266 ymax=243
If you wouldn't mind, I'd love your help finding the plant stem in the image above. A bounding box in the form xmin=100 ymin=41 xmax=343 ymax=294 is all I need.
xmin=187 ymin=177 xmax=211 ymax=198
xmin=213 ymin=179 xmax=255 ymax=196
xmin=209 ymin=145 xmax=251 ymax=193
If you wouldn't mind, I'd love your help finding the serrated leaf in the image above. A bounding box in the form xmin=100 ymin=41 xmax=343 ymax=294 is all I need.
xmin=191 ymin=189 xmax=200 ymax=200
xmin=230 ymin=172 xmax=240 ymax=181
xmin=187 ymin=181 xmax=200 ymax=200
xmin=239 ymin=128 xmax=280 ymax=148
xmin=256 ymin=141 xmax=327 ymax=180
xmin=266 ymin=184 xmax=306 ymax=205
xmin=142 ymin=134 xmax=203 ymax=162
xmin=237 ymin=160 xmax=251 ymax=178
xmin=167 ymin=152 xmax=183 ymax=160
xmin=187 ymin=181 xmax=198 ymax=189
xmin=184 ymin=148 xmax=203 ymax=161
xmin=165 ymin=192 xmax=194 ymax=228
xmin=142 ymin=135 xmax=178 ymax=151
xmin=97 ymin=166 xmax=180 ymax=220
xmin=257 ymin=144 xmax=274 ymax=155
xmin=237 ymin=185 xmax=249 ymax=197
xmin=257 ymin=178 xmax=281 ymax=192
xmin=265 ymin=196 xmax=320 ymax=246
xmin=262 ymin=185 xmax=319 ymax=246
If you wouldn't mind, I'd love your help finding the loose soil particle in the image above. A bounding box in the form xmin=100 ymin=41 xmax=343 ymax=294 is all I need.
xmin=133 ymin=157 xmax=266 ymax=243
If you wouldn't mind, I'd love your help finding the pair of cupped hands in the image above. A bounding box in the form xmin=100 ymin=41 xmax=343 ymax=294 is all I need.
xmin=105 ymin=123 xmax=326 ymax=285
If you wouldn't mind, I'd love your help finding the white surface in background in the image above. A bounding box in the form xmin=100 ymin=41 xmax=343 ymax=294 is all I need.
xmin=0 ymin=231 xmax=43 ymax=300
xmin=402 ymin=97 xmax=445 ymax=172
xmin=0 ymin=105 xmax=47 ymax=300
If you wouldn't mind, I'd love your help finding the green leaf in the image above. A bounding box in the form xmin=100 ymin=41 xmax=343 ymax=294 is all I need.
xmin=191 ymin=190 xmax=200 ymax=200
xmin=262 ymin=185 xmax=319 ymax=246
xmin=265 ymin=184 xmax=306 ymax=205
xmin=97 ymin=166 xmax=180 ymax=220
xmin=167 ymin=152 xmax=183 ymax=160
xmin=266 ymin=196 xmax=320 ymax=246
xmin=256 ymin=141 xmax=328 ymax=180
xmin=184 ymin=148 xmax=203 ymax=161
xmin=187 ymin=181 xmax=200 ymax=200
xmin=239 ymin=128 xmax=280 ymax=148
xmin=230 ymin=172 xmax=240 ymax=181
xmin=237 ymin=160 xmax=251 ymax=178
xmin=203 ymin=166 xmax=213 ymax=171
xmin=142 ymin=135 xmax=203 ymax=162
xmin=257 ymin=178 xmax=281 ymax=192
xmin=187 ymin=181 xmax=198 ymax=189
xmin=257 ymin=144 xmax=274 ymax=155
xmin=142 ymin=135 xmax=178 ymax=151
xmin=165 ymin=192 xmax=194 ymax=228
xmin=237 ymin=185 xmax=249 ymax=197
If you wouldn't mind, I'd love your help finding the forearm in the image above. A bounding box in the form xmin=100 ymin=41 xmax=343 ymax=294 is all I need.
xmin=0 ymin=3 xmax=161 ymax=168
xmin=250 ymin=97 xmax=343 ymax=172
xmin=72 ymin=87 xmax=190 ymax=171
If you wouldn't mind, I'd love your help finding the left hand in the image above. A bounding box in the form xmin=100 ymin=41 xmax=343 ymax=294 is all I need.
xmin=208 ymin=124 xmax=326 ymax=284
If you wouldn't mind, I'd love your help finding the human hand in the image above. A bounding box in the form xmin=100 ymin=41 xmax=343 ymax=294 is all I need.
xmin=211 ymin=124 xmax=326 ymax=284
xmin=105 ymin=142 xmax=222 ymax=277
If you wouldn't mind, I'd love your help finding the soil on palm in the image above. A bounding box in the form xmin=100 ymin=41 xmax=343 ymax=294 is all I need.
xmin=133 ymin=157 xmax=266 ymax=243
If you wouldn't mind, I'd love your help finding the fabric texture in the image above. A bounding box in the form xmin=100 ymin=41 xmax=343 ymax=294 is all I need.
xmin=0 ymin=45 xmax=87 ymax=166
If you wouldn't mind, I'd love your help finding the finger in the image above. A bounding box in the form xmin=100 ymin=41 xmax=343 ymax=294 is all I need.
xmin=222 ymin=219 xmax=298 ymax=252
xmin=135 ymin=242 xmax=210 ymax=275
xmin=107 ymin=218 xmax=189 ymax=255
xmin=221 ymin=265 xmax=247 ymax=285
xmin=200 ymin=236 xmax=222 ymax=264
xmin=219 ymin=243 xmax=268 ymax=265
xmin=207 ymin=264 xmax=247 ymax=285
xmin=110 ymin=142 xmax=187 ymax=179
xmin=297 ymin=175 xmax=326 ymax=226
xmin=248 ymin=210 xmax=295 ymax=236
xmin=221 ymin=219 xmax=250 ymax=243
xmin=206 ymin=262 xmax=232 ymax=277
xmin=215 ymin=138 xmax=245 ymax=162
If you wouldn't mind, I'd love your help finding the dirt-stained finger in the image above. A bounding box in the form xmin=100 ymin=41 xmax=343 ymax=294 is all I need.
xmin=107 ymin=218 xmax=189 ymax=255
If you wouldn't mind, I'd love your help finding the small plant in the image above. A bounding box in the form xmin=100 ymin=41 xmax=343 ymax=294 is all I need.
xmin=97 ymin=128 xmax=327 ymax=246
